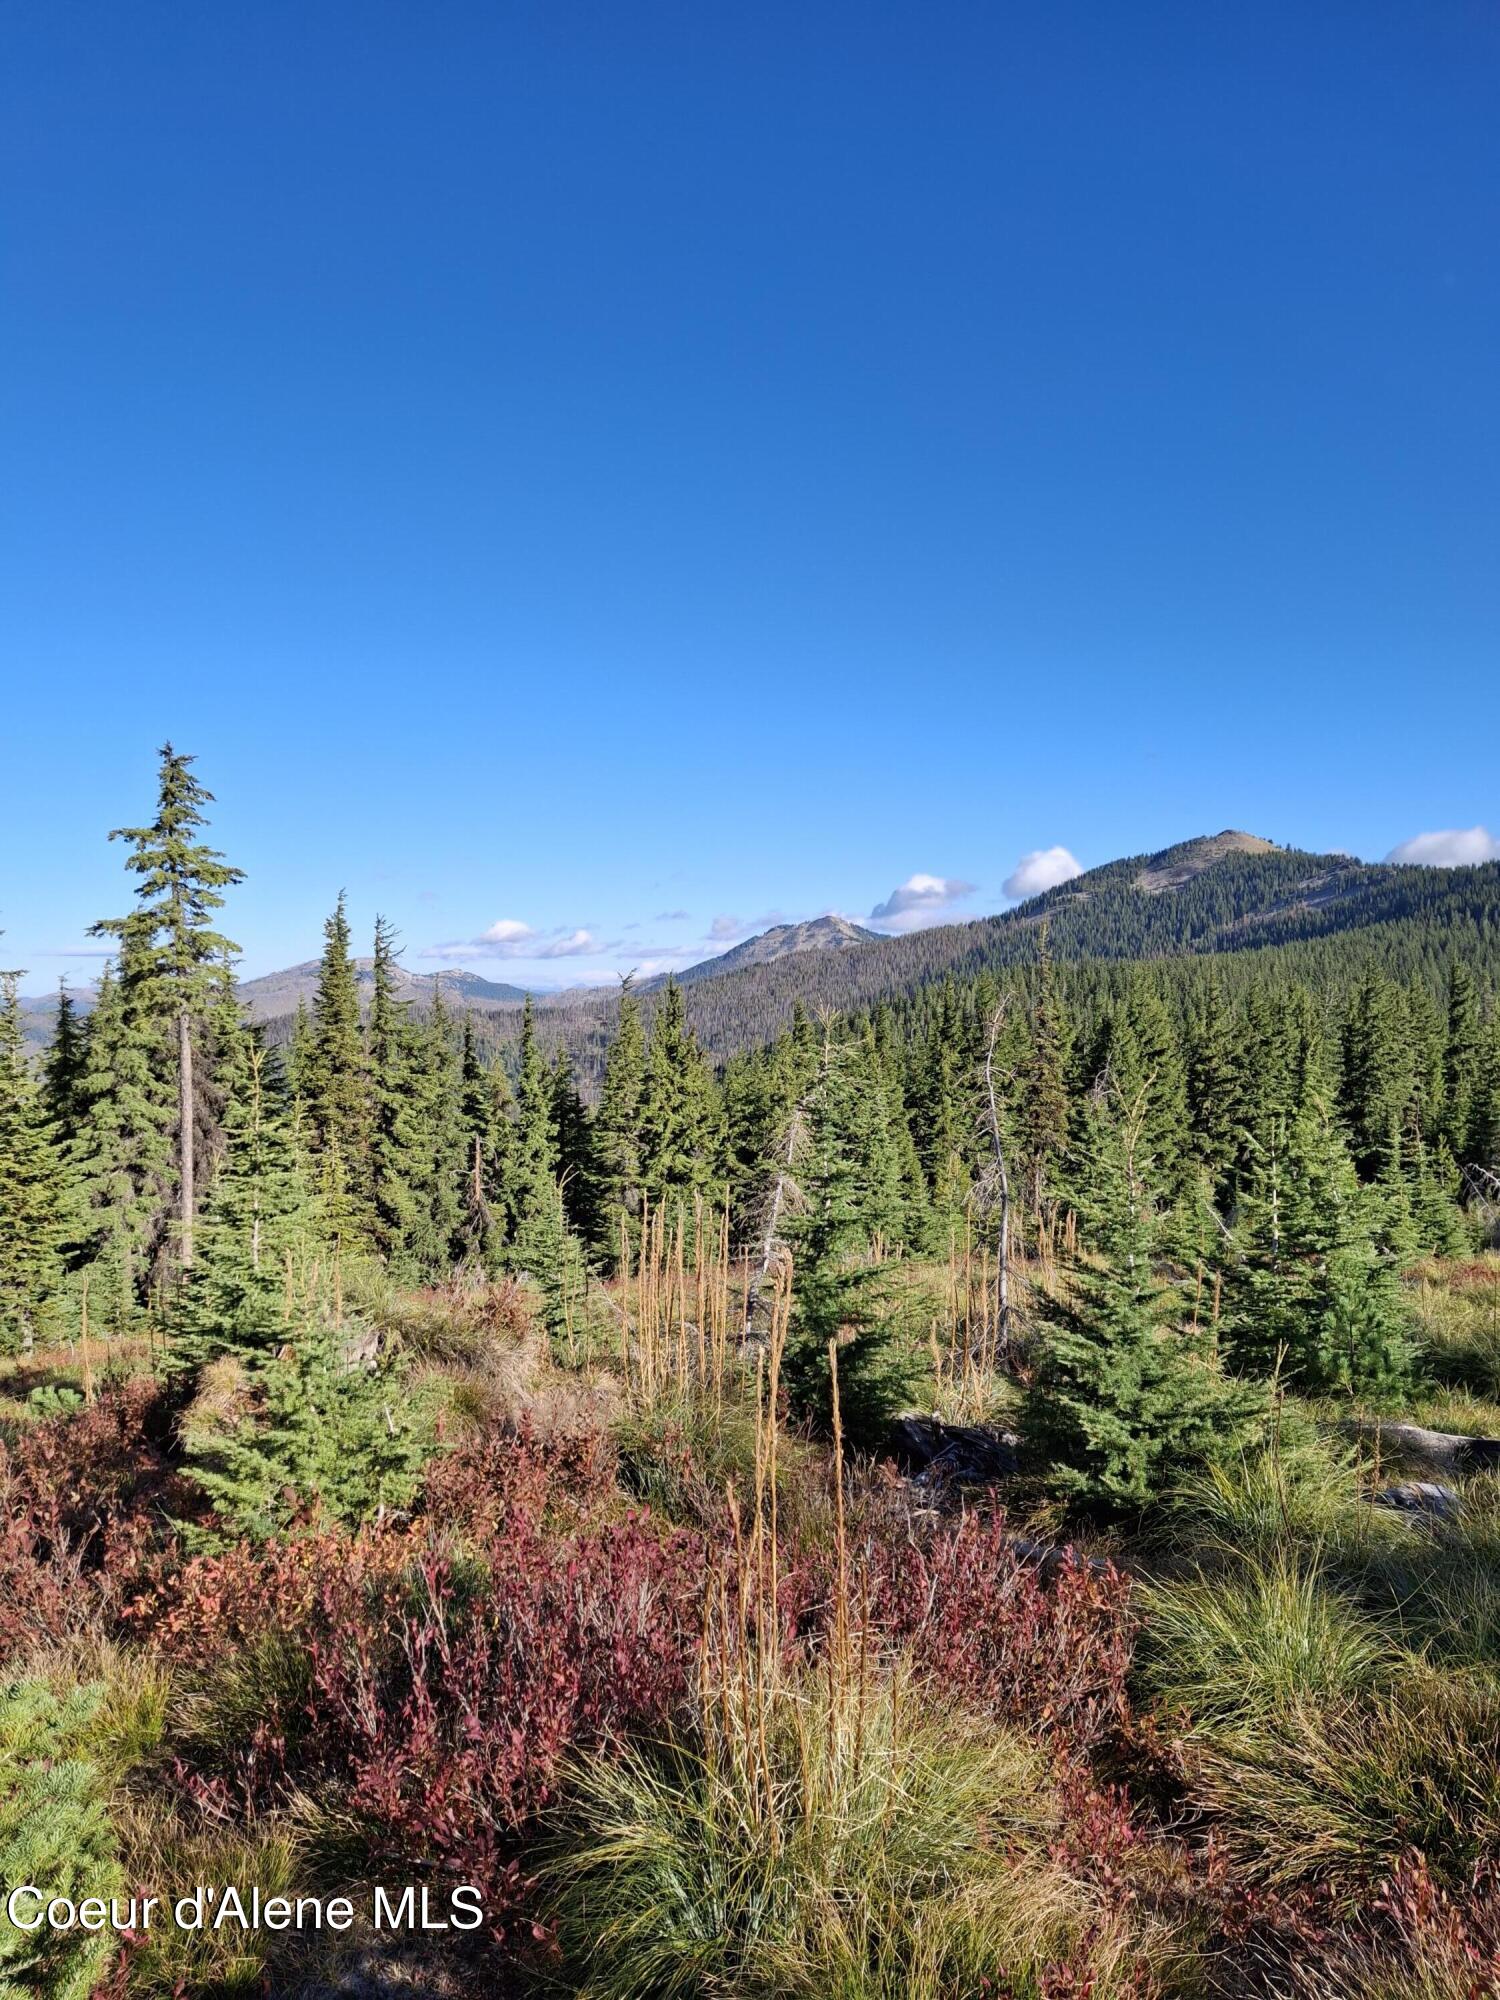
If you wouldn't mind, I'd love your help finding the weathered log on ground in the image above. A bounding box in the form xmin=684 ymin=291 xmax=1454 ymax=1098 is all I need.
xmin=1345 ymin=1420 xmax=1500 ymax=1477
xmin=1371 ymin=1480 xmax=1462 ymax=1521
xmin=887 ymin=1415 xmax=1021 ymax=1485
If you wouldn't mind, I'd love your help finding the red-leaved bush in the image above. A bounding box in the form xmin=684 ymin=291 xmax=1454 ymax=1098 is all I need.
xmin=0 ymin=1380 xmax=186 ymax=1663
xmin=780 ymin=1506 xmax=1135 ymax=1757
xmin=301 ymin=1507 xmax=704 ymax=1917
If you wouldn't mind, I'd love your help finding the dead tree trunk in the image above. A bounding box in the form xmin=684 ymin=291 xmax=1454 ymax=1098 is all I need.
xmin=178 ymin=1006 xmax=195 ymax=1268
xmin=982 ymin=1005 xmax=1013 ymax=1360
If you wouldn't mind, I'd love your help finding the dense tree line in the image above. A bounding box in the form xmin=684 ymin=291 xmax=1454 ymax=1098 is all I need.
xmin=4 ymin=752 xmax=1500 ymax=1512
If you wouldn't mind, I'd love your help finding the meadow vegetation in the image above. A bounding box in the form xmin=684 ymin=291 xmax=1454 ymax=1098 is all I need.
xmin=3 ymin=750 xmax=1500 ymax=1995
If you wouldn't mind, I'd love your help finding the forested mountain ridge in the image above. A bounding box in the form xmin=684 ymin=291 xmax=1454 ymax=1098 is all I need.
xmin=658 ymin=913 xmax=882 ymax=988
xmin=239 ymin=956 xmax=528 ymax=1020
xmin=514 ymin=833 xmax=1500 ymax=1068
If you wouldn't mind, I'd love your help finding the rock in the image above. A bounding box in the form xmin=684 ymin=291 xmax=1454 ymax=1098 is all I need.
xmin=1371 ymin=1480 xmax=1462 ymax=1521
xmin=887 ymin=1415 xmax=1020 ymax=1485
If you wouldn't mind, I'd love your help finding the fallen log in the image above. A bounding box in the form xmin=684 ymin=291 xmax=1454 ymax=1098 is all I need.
xmin=1345 ymin=1419 xmax=1500 ymax=1477
xmin=888 ymin=1415 xmax=1021 ymax=1486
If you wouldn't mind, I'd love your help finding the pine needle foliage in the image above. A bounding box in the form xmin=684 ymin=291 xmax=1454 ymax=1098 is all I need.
xmin=1025 ymin=1087 xmax=1263 ymax=1509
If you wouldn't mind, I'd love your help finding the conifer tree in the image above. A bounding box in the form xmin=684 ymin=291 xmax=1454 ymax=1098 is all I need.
xmin=595 ymin=975 xmax=648 ymax=1249
xmin=783 ymin=1033 xmax=918 ymax=1442
xmin=1224 ymin=1097 xmax=1412 ymax=1397
xmin=639 ymin=979 xmax=719 ymax=1225
xmin=364 ymin=915 xmax=423 ymax=1262
xmin=406 ymin=982 xmax=466 ymax=1270
xmin=551 ymin=1047 xmax=600 ymax=1242
xmin=1017 ymin=939 xmax=1070 ymax=1219
xmin=168 ymin=1042 xmax=322 ymax=1377
xmin=1442 ymin=960 xmax=1486 ymax=1167
xmin=508 ymin=995 xmax=559 ymax=1236
xmin=90 ymin=744 xmax=243 ymax=1268
xmin=304 ymin=894 xmax=368 ymax=1176
xmin=41 ymin=982 xmax=88 ymax=1142
xmin=1338 ymin=971 xmax=1413 ymax=1181
xmin=71 ymin=931 xmax=175 ymax=1324
xmin=1186 ymin=971 xmax=1240 ymax=1199
xmin=1024 ymin=1088 xmax=1261 ymax=1510
xmin=457 ymin=1015 xmax=510 ymax=1267
xmin=0 ymin=973 xmax=74 ymax=1352
xmin=184 ymin=1307 xmax=433 ymax=1540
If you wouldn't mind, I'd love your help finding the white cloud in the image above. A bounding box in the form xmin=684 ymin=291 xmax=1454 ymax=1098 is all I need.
xmin=1002 ymin=846 xmax=1082 ymax=901
xmin=868 ymin=874 xmax=975 ymax=932
xmin=1385 ymin=826 xmax=1500 ymax=869
xmin=537 ymin=929 xmax=598 ymax=958
xmin=707 ymin=910 xmax=786 ymax=944
xmin=421 ymin=918 xmax=599 ymax=962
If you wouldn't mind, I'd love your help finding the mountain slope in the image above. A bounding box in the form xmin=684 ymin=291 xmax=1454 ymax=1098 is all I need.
xmin=524 ymin=833 xmax=1500 ymax=1064
xmin=660 ymin=914 xmax=882 ymax=988
xmin=238 ymin=958 xmax=527 ymax=1022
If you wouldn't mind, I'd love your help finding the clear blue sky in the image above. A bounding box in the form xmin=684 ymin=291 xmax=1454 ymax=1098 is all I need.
xmin=3 ymin=2 xmax=1497 ymax=990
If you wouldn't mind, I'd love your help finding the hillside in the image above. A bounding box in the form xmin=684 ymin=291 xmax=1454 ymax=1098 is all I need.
xmin=238 ymin=957 xmax=527 ymax=1023
xmin=659 ymin=913 xmax=882 ymax=987
xmin=513 ymin=832 xmax=1500 ymax=1069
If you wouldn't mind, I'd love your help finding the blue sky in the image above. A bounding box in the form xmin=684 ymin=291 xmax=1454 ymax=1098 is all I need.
xmin=2 ymin=1 xmax=1497 ymax=991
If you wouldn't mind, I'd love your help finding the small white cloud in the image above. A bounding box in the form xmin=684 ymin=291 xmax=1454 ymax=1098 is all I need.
xmin=421 ymin=917 xmax=600 ymax=962
xmin=707 ymin=910 xmax=785 ymax=944
xmin=536 ymin=929 xmax=598 ymax=959
xmin=868 ymin=874 xmax=975 ymax=932
xmin=479 ymin=919 xmax=537 ymax=947
xmin=1002 ymin=846 xmax=1083 ymax=901
xmin=1385 ymin=826 xmax=1500 ymax=868
xmin=653 ymin=909 xmax=691 ymax=923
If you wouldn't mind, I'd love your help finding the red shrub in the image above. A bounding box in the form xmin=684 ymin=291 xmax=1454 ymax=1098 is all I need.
xmin=0 ymin=1381 xmax=186 ymax=1662
xmin=420 ymin=1419 xmax=617 ymax=1540
xmin=1377 ymin=1851 xmax=1500 ymax=1995
xmin=300 ymin=1503 xmax=706 ymax=1921
xmin=780 ymin=1507 xmax=1136 ymax=1758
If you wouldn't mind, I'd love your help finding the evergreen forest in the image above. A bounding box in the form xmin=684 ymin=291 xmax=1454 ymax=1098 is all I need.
xmin=6 ymin=746 xmax=1500 ymax=1999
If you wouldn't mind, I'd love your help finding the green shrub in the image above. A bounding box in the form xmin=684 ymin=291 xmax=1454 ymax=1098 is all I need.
xmin=0 ymin=1679 xmax=122 ymax=2000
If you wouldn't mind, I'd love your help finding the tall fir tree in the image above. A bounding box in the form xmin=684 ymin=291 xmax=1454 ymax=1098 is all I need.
xmin=1442 ymin=960 xmax=1486 ymax=1168
xmin=0 ymin=973 xmax=75 ymax=1352
xmin=1338 ymin=971 xmax=1414 ymax=1182
xmin=168 ymin=1042 xmax=324 ymax=1377
xmin=364 ymin=916 xmax=423 ymax=1262
xmin=457 ymin=1015 xmax=510 ymax=1267
xmin=1024 ymin=1087 xmax=1262 ymax=1510
xmin=639 ymin=979 xmax=720 ymax=1227
xmin=40 ymin=982 xmax=88 ymax=1143
xmin=71 ymin=928 xmax=175 ymax=1324
xmin=304 ymin=894 xmax=368 ymax=1180
xmin=1223 ymin=1096 xmax=1412 ymax=1397
xmin=89 ymin=744 xmax=243 ymax=1270
xmin=783 ymin=1032 xmax=918 ymax=1442
xmin=594 ymin=975 xmax=648 ymax=1252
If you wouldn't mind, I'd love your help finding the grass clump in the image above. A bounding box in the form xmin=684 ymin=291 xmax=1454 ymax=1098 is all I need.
xmin=1139 ymin=1556 xmax=1398 ymax=1727
xmin=542 ymin=1667 xmax=1140 ymax=2000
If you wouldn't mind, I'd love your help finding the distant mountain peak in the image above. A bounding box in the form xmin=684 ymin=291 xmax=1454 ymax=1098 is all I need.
xmin=1132 ymin=829 xmax=1278 ymax=894
xmin=666 ymin=913 xmax=881 ymax=987
xmin=237 ymin=957 xmax=528 ymax=1020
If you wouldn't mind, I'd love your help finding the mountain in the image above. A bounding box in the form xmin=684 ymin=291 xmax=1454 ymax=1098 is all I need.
xmin=238 ymin=958 xmax=527 ymax=1023
xmin=514 ymin=831 xmax=1500 ymax=1071
xmin=660 ymin=914 xmax=882 ymax=988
